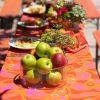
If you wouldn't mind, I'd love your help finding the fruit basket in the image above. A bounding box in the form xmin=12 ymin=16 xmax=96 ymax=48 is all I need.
xmin=20 ymin=64 xmax=67 ymax=88
xmin=18 ymin=42 xmax=68 ymax=88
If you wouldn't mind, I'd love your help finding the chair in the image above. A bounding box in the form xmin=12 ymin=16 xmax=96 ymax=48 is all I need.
xmin=93 ymin=31 xmax=100 ymax=69
xmin=0 ymin=0 xmax=23 ymax=68
xmin=74 ymin=0 xmax=100 ymax=30
xmin=0 ymin=0 xmax=23 ymax=29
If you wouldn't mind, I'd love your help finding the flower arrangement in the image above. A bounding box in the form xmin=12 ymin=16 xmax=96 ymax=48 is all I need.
xmin=41 ymin=29 xmax=78 ymax=52
xmin=47 ymin=0 xmax=86 ymax=32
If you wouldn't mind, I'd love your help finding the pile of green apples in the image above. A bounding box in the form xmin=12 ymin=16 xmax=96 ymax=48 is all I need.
xmin=21 ymin=42 xmax=68 ymax=86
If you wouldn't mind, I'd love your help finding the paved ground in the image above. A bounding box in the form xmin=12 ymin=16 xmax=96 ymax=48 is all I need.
xmin=0 ymin=0 xmax=100 ymax=73
xmin=83 ymin=0 xmax=100 ymax=74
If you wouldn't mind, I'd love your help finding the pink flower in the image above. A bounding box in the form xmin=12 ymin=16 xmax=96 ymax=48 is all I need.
xmin=57 ymin=7 xmax=67 ymax=16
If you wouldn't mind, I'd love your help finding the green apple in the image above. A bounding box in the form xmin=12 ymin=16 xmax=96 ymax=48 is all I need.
xmin=36 ymin=42 xmax=50 ymax=58
xmin=36 ymin=58 xmax=53 ymax=75
xmin=26 ymin=69 xmax=34 ymax=79
xmin=46 ymin=71 xmax=62 ymax=86
xmin=48 ymin=47 xmax=63 ymax=57
xmin=25 ymin=69 xmax=42 ymax=85
xmin=21 ymin=54 xmax=37 ymax=70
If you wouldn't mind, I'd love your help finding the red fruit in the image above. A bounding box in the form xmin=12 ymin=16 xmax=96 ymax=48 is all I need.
xmin=51 ymin=53 xmax=68 ymax=68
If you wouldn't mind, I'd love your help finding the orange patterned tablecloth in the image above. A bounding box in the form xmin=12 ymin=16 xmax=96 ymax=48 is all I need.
xmin=0 ymin=45 xmax=100 ymax=100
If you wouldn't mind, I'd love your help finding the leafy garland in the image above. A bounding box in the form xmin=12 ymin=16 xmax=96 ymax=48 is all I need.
xmin=40 ymin=29 xmax=78 ymax=51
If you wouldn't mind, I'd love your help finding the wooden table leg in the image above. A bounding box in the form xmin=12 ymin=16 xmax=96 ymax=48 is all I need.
xmin=97 ymin=18 xmax=99 ymax=30
xmin=96 ymin=43 xmax=98 ymax=70
xmin=0 ymin=17 xmax=4 ymax=29
xmin=96 ymin=18 xmax=99 ymax=70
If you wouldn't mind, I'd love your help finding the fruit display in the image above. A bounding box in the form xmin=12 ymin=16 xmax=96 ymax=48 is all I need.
xmin=21 ymin=42 xmax=68 ymax=87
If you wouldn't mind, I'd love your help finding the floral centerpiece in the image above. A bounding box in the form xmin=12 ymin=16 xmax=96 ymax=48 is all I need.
xmin=46 ymin=0 xmax=86 ymax=32
xmin=40 ymin=28 xmax=77 ymax=52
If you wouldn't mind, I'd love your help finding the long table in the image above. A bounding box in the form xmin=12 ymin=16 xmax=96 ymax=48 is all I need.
xmin=0 ymin=33 xmax=100 ymax=100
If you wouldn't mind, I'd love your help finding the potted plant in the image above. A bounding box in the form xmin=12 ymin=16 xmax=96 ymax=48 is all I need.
xmin=46 ymin=0 xmax=86 ymax=32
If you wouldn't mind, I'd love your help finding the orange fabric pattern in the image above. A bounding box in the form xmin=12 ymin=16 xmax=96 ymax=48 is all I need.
xmin=0 ymin=45 xmax=100 ymax=100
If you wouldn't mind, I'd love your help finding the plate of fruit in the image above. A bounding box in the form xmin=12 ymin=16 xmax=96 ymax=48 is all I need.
xmin=9 ymin=37 xmax=40 ymax=50
xmin=17 ymin=18 xmax=49 ymax=30
xmin=20 ymin=42 xmax=68 ymax=88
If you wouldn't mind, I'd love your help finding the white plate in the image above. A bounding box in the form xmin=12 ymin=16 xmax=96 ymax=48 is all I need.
xmin=17 ymin=20 xmax=49 ymax=29
xmin=23 ymin=5 xmax=46 ymax=14
xmin=8 ymin=37 xmax=40 ymax=50
xmin=23 ymin=8 xmax=31 ymax=14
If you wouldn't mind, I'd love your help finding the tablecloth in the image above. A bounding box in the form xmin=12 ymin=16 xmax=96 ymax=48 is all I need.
xmin=0 ymin=46 xmax=100 ymax=100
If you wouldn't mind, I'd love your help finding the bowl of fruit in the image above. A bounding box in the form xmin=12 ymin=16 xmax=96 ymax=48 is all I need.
xmin=20 ymin=42 xmax=68 ymax=88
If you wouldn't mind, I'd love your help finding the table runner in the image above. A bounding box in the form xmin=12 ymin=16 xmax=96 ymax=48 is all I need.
xmin=0 ymin=45 xmax=100 ymax=100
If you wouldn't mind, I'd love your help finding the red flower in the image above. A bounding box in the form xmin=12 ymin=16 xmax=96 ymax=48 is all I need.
xmin=57 ymin=7 xmax=67 ymax=16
